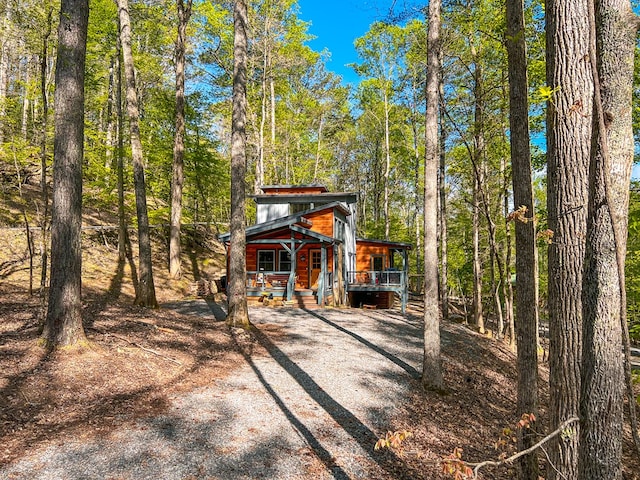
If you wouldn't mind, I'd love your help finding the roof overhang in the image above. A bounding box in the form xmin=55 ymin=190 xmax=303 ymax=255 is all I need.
xmin=356 ymin=238 xmax=412 ymax=250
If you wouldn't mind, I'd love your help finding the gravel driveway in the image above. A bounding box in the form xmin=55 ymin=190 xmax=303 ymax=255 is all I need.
xmin=1 ymin=302 xmax=424 ymax=480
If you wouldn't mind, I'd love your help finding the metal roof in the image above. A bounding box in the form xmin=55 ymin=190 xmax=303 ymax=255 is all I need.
xmin=218 ymin=201 xmax=350 ymax=242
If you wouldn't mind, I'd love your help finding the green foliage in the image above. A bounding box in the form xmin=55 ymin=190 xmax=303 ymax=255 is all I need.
xmin=627 ymin=181 xmax=640 ymax=341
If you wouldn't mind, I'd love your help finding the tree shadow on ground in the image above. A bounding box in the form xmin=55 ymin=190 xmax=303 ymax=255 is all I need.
xmin=302 ymin=308 xmax=421 ymax=380
xmin=245 ymin=323 xmax=422 ymax=479
xmin=0 ymin=294 xmax=242 ymax=468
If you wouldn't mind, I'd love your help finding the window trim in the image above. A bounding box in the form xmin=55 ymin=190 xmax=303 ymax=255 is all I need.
xmin=257 ymin=249 xmax=276 ymax=272
xmin=371 ymin=254 xmax=386 ymax=272
xmin=279 ymin=250 xmax=292 ymax=271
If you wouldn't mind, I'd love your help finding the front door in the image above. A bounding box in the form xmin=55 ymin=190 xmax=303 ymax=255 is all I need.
xmin=309 ymin=249 xmax=322 ymax=289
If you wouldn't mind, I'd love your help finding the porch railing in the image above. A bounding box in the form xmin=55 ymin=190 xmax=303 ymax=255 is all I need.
xmin=246 ymin=271 xmax=333 ymax=293
xmin=246 ymin=270 xmax=294 ymax=289
xmin=347 ymin=270 xmax=405 ymax=287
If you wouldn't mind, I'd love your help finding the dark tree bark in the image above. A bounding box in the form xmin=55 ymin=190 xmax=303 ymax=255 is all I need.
xmin=226 ymin=0 xmax=250 ymax=328
xmin=118 ymin=0 xmax=158 ymax=308
xmin=579 ymin=1 xmax=640 ymax=478
xmin=42 ymin=0 xmax=89 ymax=349
xmin=422 ymin=0 xmax=443 ymax=391
xmin=545 ymin=0 xmax=592 ymax=477
xmin=505 ymin=1 xmax=539 ymax=478
xmin=169 ymin=0 xmax=193 ymax=279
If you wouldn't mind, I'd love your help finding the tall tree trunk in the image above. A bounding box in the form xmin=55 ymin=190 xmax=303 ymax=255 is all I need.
xmin=313 ymin=113 xmax=324 ymax=182
xmin=501 ymin=149 xmax=514 ymax=347
xmin=226 ymin=0 xmax=250 ymax=328
xmin=472 ymin=170 xmax=484 ymax=333
xmin=169 ymin=0 xmax=192 ymax=280
xmin=438 ymin=97 xmax=448 ymax=322
xmin=0 ymin=6 xmax=10 ymax=144
xmin=269 ymin=64 xmax=276 ymax=168
xmin=546 ymin=0 xmax=592 ymax=477
xmin=411 ymin=86 xmax=422 ymax=275
xmin=21 ymin=57 xmax=31 ymax=140
xmin=115 ymin=18 xmax=129 ymax=266
xmin=39 ymin=5 xmax=53 ymax=320
xmin=506 ymin=1 xmax=540 ymax=478
xmin=42 ymin=0 xmax=89 ymax=349
xmin=471 ymin=47 xmax=485 ymax=334
xmin=422 ymin=0 xmax=443 ymax=391
xmin=105 ymin=56 xmax=116 ymax=172
xmin=255 ymin=9 xmax=270 ymax=193
xmin=118 ymin=0 xmax=158 ymax=308
xmin=383 ymin=88 xmax=391 ymax=240
xmin=579 ymin=1 xmax=640 ymax=477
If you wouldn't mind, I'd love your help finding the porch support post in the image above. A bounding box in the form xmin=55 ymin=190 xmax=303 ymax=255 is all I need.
xmin=287 ymin=238 xmax=295 ymax=301
xmin=401 ymin=249 xmax=408 ymax=313
xmin=318 ymin=245 xmax=326 ymax=307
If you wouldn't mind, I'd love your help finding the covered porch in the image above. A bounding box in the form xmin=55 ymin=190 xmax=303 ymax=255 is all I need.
xmin=240 ymin=224 xmax=339 ymax=308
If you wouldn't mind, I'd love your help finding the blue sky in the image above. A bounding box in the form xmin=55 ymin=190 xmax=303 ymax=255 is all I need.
xmin=295 ymin=0 xmax=640 ymax=179
xmin=296 ymin=0 xmax=402 ymax=85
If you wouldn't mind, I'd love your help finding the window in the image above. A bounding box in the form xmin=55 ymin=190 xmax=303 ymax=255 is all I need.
xmin=279 ymin=250 xmax=292 ymax=271
xmin=257 ymin=250 xmax=275 ymax=271
xmin=290 ymin=203 xmax=311 ymax=214
xmin=371 ymin=255 xmax=385 ymax=272
xmin=334 ymin=219 xmax=345 ymax=241
xmin=311 ymin=250 xmax=322 ymax=269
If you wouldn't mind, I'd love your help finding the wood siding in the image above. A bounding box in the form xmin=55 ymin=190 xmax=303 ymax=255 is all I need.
xmin=305 ymin=210 xmax=334 ymax=237
xmin=245 ymin=243 xmax=334 ymax=289
xmin=355 ymin=243 xmax=391 ymax=271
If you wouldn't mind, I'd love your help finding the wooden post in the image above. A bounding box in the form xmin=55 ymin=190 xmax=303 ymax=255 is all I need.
xmin=318 ymin=245 xmax=326 ymax=307
xmin=401 ymin=249 xmax=408 ymax=313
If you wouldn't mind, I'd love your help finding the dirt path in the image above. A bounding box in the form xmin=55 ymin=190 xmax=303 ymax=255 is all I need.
xmin=1 ymin=302 xmax=425 ymax=480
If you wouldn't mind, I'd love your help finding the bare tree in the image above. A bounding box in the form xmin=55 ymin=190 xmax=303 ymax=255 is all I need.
xmin=422 ymin=0 xmax=443 ymax=391
xmin=226 ymin=0 xmax=250 ymax=328
xmin=42 ymin=0 xmax=89 ymax=349
xmin=117 ymin=0 xmax=158 ymax=308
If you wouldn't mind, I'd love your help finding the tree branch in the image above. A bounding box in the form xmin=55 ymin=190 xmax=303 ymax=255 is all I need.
xmin=466 ymin=416 xmax=579 ymax=479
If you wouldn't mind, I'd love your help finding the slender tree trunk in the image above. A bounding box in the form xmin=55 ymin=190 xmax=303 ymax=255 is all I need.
xmin=313 ymin=113 xmax=324 ymax=182
xmin=270 ymin=65 xmax=276 ymax=167
xmin=438 ymin=99 xmax=448 ymax=322
xmin=506 ymin=1 xmax=540 ymax=478
xmin=471 ymin=47 xmax=485 ymax=334
xmin=118 ymin=0 xmax=158 ymax=308
xmin=21 ymin=58 xmax=31 ymax=140
xmin=472 ymin=172 xmax=484 ymax=333
xmin=422 ymin=0 xmax=443 ymax=391
xmin=105 ymin=56 xmax=116 ymax=172
xmin=546 ymin=0 xmax=592 ymax=477
xmin=226 ymin=0 xmax=250 ymax=328
xmin=39 ymin=6 xmax=53 ymax=319
xmin=116 ymin=28 xmax=127 ymax=264
xmin=0 ymin=6 xmax=10 ymax=144
xmin=502 ymin=150 xmax=514 ymax=346
xmin=169 ymin=0 xmax=192 ymax=280
xmin=255 ymin=10 xmax=270 ymax=193
xmin=579 ymin=1 xmax=640 ymax=477
xmin=383 ymin=88 xmax=391 ymax=240
xmin=411 ymin=89 xmax=422 ymax=274
xmin=42 ymin=0 xmax=89 ymax=349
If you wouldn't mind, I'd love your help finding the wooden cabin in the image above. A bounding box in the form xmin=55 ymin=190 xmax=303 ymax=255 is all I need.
xmin=219 ymin=185 xmax=411 ymax=311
